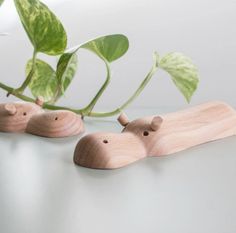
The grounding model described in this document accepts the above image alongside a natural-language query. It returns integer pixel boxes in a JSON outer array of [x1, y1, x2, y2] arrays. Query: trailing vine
[[0, 0, 199, 118]]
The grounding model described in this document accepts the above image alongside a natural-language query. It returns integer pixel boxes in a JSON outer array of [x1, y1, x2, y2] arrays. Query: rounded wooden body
[[26, 110, 85, 138], [74, 101, 236, 169], [0, 102, 44, 133]]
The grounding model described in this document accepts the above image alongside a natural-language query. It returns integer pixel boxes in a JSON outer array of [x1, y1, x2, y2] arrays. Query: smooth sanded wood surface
[[74, 101, 236, 169], [0, 107, 236, 233], [0, 102, 44, 133], [26, 110, 85, 138], [0, 98, 85, 138]]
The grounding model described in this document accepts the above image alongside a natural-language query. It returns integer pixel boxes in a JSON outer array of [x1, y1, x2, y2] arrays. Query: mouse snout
[[73, 132, 146, 169], [26, 110, 84, 137]]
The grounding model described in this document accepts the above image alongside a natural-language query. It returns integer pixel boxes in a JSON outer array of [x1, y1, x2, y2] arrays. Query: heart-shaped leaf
[[14, 0, 67, 55], [62, 34, 129, 112], [80, 34, 129, 62], [159, 52, 199, 102], [56, 53, 78, 94], [26, 59, 57, 102]]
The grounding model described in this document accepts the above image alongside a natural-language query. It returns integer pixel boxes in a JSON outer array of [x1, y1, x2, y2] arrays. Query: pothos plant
[[0, 0, 199, 118]]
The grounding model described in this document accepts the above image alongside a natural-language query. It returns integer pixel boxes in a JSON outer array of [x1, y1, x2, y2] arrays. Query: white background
[[0, 0, 236, 111], [0, 1, 236, 233]]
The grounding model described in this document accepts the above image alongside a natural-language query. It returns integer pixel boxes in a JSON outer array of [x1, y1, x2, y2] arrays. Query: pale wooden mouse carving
[[74, 101, 236, 169], [0, 101, 44, 133], [26, 110, 85, 138]]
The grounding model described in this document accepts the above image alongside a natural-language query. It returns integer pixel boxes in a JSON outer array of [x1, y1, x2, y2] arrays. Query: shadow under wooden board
[[74, 101, 236, 169]]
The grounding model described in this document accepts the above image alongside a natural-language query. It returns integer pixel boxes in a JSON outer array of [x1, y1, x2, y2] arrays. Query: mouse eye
[[103, 139, 108, 144], [23, 112, 27, 116], [143, 131, 149, 136]]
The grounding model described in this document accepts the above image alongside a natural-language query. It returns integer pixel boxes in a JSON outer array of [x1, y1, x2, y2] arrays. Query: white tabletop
[[0, 108, 236, 233]]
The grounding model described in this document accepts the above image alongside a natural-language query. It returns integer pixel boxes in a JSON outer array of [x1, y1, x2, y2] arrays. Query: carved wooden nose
[[74, 132, 147, 169], [26, 110, 85, 138]]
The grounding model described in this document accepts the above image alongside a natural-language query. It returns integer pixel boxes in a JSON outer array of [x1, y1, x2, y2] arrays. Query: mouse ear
[[150, 116, 163, 131], [35, 96, 44, 107], [4, 103, 17, 115], [117, 112, 129, 127]]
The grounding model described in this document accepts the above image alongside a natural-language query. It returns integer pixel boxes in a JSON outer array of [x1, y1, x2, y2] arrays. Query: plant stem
[[47, 86, 61, 104], [13, 49, 37, 94], [44, 103, 82, 113], [81, 59, 111, 114], [0, 81, 81, 114], [0, 52, 159, 118], [87, 52, 159, 117], [0, 82, 35, 102]]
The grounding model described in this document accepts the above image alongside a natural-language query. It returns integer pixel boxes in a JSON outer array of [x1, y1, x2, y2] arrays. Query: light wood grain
[[74, 101, 236, 169], [26, 110, 85, 138], [35, 96, 44, 107], [0, 102, 44, 133], [117, 113, 129, 126]]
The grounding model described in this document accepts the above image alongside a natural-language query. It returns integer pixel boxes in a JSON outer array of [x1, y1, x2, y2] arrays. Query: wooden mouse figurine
[[26, 110, 85, 138], [0, 97, 44, 133], [74, 101, 236, 169]]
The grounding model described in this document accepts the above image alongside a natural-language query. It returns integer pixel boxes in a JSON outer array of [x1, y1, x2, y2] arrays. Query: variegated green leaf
[[14, 0, 67, 55], [56, 52, 78, 94], [0, 0, 4, 6], [159, 52, 199, 102], [80, 34, 129, 62], [26, 59, 57, 102]]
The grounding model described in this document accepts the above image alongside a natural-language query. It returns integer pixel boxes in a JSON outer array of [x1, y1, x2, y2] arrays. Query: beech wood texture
[[26, 110, 85, 138], [74, 101, 236, 169], [0, 102, 44, 133]]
